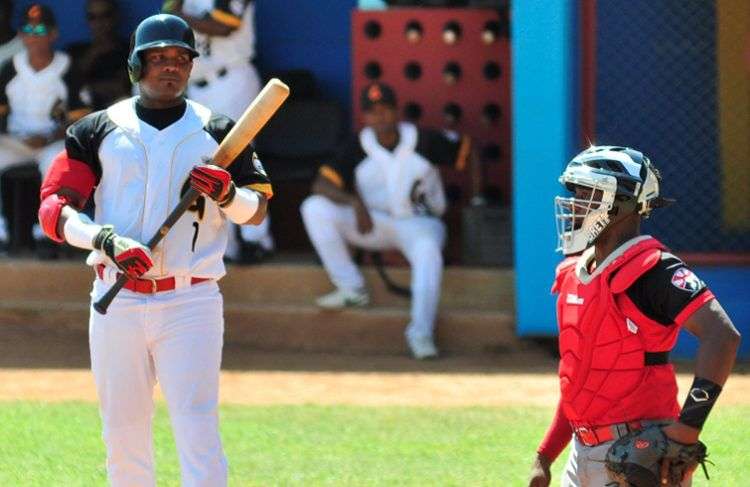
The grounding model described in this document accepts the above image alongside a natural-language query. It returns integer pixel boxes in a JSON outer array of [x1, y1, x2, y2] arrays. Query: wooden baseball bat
[[94, 78, 290, 314]]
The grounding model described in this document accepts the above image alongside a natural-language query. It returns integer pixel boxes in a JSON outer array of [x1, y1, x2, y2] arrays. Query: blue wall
[[595, 1, 749, 253], [255, 0, 356, 118], [14, 0, 356, 118], [512, 1, 576, 335]]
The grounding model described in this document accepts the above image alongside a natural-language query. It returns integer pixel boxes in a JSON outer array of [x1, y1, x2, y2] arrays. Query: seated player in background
[[528, 146, 741, 487], [301, 82, 470, 360], [0, 4, 89, 249]]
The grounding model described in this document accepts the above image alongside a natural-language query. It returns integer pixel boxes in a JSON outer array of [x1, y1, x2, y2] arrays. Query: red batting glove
[[93, 226, 154, 279], [189, 164, 234, 204]]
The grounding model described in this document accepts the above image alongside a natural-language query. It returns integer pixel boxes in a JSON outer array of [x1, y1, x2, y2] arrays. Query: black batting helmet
[[128, 14, 199, 83]]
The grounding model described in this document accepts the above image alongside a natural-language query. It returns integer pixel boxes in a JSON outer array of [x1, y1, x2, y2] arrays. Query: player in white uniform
[[37, 14, 272, 486], [301, 83, 469, 359], [164, 0, 272, 261], [0, 4, 89, 246]]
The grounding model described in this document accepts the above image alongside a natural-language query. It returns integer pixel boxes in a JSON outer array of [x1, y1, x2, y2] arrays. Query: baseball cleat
[[406, 334, 439, 360], [315, 288, 370, 310]]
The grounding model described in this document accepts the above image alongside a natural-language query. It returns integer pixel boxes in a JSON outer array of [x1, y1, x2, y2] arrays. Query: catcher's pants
[[561, 436, 692, 487], [301, 195, 445, 339], [89, 278, 227, 487]]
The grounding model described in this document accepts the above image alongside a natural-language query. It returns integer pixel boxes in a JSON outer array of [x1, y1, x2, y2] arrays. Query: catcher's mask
[[127, 14, 199, 83], [554, 145, 673, 255]]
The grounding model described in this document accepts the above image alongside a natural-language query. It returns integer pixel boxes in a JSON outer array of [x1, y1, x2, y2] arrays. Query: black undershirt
[[135, 98, 187, 130], [625, 253, 709, 326]]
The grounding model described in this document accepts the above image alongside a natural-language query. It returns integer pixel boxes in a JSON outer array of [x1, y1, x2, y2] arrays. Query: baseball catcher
[[526, 146, 741, 487]]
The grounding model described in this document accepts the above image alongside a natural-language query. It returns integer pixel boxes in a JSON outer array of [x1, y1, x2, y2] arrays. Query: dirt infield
[[1, 326, 748, 407]]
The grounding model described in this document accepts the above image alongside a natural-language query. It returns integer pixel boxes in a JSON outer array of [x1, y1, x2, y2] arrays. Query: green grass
[[0, 402, 747, 486]]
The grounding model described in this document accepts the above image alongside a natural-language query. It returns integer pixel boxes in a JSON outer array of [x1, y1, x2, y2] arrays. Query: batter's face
[[139, 46, 193, 104], [363, 103, 399, 136]]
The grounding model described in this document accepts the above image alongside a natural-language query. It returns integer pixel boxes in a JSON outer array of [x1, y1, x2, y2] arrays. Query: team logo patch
[[670, 267, 702, 292], [635, 439, 650, 449]]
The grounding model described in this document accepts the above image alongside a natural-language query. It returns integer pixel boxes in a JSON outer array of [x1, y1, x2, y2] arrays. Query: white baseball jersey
[[64, 96, 272, 279], [320, 122, 466, 218], [0, 51, 87, 137], [183, 0, 255, 80]]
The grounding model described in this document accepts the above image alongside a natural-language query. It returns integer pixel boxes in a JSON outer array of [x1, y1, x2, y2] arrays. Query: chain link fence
[[594, 0, 750, 255]]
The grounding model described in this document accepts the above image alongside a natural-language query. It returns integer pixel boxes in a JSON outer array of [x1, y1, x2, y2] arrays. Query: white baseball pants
[[89, 278, 227, 487], [301, 195, 445, 339]]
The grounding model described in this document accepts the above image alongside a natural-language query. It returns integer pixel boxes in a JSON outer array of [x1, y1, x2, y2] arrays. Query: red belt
[[96, 264, 210, 294], [572, 421, 643, 447]]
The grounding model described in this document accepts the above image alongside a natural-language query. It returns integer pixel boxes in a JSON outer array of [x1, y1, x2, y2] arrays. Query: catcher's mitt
[[604, 424, 708, 487]]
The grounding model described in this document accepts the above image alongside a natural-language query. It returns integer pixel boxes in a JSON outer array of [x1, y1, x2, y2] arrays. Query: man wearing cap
[[0, 3, 89, 249], [37, 13, 271, 486], [301, 82, 470, 359]]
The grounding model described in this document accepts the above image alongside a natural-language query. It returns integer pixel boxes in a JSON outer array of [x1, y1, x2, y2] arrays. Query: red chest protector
[[551, 237, 681, 427]]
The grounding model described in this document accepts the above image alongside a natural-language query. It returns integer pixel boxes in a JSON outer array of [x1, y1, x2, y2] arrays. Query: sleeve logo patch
[[670, 267, 702, 292]]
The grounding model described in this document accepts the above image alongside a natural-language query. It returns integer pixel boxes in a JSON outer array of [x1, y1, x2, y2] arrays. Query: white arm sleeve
[[63, 211, 103, 250], [220, 187, 260, 224]]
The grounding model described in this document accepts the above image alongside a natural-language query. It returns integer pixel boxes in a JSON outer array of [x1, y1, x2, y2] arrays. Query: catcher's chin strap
[[371, 252, 412, 298]]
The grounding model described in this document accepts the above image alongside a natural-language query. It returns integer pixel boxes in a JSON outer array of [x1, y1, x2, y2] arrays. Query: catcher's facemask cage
[[128, 14, 199, 83], [554, 145, 673, 255]]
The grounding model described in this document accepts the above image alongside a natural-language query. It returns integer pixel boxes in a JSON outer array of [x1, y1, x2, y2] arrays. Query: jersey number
[[191, 222, 199, 252]]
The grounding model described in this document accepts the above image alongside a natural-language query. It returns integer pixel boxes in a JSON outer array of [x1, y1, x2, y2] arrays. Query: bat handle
[[93, 273, 129, 314], [93, 188, 202, 314]]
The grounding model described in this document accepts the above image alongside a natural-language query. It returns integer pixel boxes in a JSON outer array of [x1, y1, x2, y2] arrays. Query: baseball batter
[[37, 14, 271, 486], [301, 82, 469, 360], [527, 146, 740, 487], [164, 0, 272, 261]]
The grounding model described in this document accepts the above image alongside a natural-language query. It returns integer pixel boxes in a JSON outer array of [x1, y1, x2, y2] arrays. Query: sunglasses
[[21, 23, 49, 36]]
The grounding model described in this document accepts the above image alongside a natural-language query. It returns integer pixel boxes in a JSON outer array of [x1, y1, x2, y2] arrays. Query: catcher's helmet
[[554, 145, 673, 255], [128, 14, 199, 83]]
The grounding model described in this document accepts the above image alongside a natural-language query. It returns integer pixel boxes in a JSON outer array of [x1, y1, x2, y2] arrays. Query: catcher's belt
[[573, 421, 643, 447], [572, 418, 674, 447]]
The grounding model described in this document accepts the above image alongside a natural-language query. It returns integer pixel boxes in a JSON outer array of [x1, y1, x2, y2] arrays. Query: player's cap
[[21, 4, 56, 33], [361, 82, 397, 111]]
